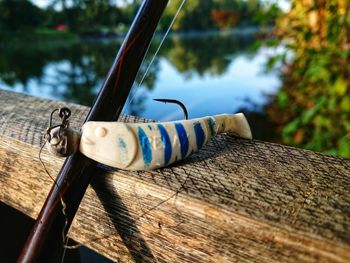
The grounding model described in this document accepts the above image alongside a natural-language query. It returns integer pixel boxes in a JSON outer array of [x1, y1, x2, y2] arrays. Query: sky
[[276, 0, 290, 12], [31, 0, 127, 8]]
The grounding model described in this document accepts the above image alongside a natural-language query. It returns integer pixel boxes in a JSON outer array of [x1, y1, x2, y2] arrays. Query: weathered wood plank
[[0, 90, 350, 262]]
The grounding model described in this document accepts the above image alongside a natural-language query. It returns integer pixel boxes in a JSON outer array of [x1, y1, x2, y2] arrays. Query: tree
[[267, 0, 350, 157], [47, 0, 123, 32], [0, 0, 45, 31]]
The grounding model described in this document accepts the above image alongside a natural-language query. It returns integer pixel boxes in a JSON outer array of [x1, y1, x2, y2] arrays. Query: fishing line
[[134, 171, 190, 224], [122, 0, 186, 115], [62, 172, 190, 251], [37, 1, 188, 254], [138, 0, 186, 87], [38, 136, 70, 263]]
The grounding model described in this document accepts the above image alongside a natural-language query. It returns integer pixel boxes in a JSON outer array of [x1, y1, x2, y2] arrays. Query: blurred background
[[0, 0, 349, 262]]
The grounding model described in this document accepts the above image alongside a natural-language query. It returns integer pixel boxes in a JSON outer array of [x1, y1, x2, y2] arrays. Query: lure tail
[[214, 113, 252, 139], [79, 113, 252, 171]]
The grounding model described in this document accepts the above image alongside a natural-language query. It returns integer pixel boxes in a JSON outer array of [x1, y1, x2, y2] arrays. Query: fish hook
[[46, 108, 72, 144], [45, 107, 80, 157], [154, 99, 188, 120]]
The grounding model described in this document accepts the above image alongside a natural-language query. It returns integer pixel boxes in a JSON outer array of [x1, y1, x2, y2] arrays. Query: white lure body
[[79, 113, 252, 171]]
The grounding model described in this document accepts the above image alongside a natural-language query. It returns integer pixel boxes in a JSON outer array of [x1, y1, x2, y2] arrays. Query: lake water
[[0, 30, 281, 262], [0, 31, 281, 141]]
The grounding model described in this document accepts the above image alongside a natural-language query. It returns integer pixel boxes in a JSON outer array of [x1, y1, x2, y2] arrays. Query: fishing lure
[[45, 101, 252, 171]]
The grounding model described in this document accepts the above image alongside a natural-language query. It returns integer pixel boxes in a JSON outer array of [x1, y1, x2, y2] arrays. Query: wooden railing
[[0, 90, 349, 262]]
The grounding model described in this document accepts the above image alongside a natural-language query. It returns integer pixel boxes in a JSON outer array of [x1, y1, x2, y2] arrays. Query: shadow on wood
[[91, 169, 156, 262]]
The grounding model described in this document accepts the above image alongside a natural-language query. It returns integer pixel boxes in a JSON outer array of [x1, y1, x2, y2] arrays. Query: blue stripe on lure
[[79, 113, 253, 171], [194, 122, 205, 150], [138, 127, 152, 167], [175, 123, 189, 159], [157, 124, 172, 165], [119, 138, 127, 149], [208, 117, 217, 136]]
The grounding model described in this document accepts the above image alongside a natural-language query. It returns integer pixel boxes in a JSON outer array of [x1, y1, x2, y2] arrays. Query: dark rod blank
[[18, 1, 169, 262]]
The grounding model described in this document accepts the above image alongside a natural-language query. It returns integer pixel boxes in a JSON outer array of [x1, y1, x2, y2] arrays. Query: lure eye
[[95, 127, 107, 138]]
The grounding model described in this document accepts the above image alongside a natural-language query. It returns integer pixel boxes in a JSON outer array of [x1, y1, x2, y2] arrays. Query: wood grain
[[0, 90, 350, 262]]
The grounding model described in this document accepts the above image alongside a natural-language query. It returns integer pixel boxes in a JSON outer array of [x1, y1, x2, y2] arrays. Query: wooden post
[[17, 1, 168, 262], [1, 90, 350, 262]]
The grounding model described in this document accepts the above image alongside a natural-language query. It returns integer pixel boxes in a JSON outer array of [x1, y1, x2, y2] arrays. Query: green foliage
[[0, 0, 45, 30], [162, 0, 280, 31], [163, 0, 214, 31], [0, 0, 281, 36], [268, 0, 350, 158]]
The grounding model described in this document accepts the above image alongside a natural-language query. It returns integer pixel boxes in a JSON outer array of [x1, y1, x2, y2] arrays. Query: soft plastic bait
[[45, 104, 252, 171]]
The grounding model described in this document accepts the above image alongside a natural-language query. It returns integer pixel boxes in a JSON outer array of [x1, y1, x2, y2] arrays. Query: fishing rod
[[18, 1, 169, 262]]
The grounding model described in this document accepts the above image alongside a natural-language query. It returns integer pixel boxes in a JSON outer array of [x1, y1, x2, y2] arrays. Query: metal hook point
[[153, 99, 188, 120]]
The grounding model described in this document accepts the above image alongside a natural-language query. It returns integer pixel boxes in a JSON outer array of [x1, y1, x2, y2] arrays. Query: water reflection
[[0, 41, 120, 105], [0, 32, 280, 141], [163, 33, 256, 77]]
